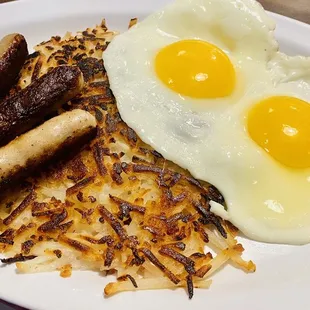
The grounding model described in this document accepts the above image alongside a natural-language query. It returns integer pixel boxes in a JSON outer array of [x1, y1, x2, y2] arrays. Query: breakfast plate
[[0, 0, 310, 310]]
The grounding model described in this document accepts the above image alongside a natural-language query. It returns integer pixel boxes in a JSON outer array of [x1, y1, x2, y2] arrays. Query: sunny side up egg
[[104, 0, 310, 245]]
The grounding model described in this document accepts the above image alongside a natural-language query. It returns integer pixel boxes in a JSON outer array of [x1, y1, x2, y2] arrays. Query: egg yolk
[[248, 96, 310, 168], [155, 40, 235, 99]]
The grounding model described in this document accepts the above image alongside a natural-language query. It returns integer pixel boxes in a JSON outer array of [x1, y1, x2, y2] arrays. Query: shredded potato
[[0, 19, 255, 299]]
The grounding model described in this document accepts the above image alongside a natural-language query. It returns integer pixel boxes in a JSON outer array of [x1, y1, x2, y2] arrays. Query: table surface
[[0, 0, 309, 309]]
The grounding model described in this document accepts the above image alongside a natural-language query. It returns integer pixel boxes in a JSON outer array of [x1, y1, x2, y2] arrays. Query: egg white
[[104, 0, 310, 244]]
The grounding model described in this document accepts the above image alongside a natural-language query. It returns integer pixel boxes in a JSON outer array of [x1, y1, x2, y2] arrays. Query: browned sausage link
[[0, 65, 84, 146], [0, 109, 96, 189], [0, 33, 28, 97]]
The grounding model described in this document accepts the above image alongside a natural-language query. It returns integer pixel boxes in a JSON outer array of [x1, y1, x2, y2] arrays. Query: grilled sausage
[[0, 33, 28, 97], [0, 65, 84, 147], [0, 109, 96, 188]]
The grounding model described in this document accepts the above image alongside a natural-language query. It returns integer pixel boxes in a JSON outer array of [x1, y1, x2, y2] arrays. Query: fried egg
[[104, 0, 310, 245]]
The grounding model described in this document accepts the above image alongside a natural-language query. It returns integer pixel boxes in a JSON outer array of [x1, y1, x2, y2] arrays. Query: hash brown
[[0, 20, 255, 298]]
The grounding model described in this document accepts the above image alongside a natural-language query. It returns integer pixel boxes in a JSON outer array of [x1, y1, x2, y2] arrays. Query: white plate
[[1, 1, 310, 309]]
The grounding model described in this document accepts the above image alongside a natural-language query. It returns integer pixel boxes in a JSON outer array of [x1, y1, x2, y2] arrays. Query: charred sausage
[[0, 33, 28, 97], [0, 65, 84, 146]]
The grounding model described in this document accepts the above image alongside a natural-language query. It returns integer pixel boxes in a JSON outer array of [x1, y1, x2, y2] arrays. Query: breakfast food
[[0, 21, 254, 298], [104, 0, 310, 244], [0, 66, 84, 146], [0, 33, 28, 97], [0, 109, 96, 189]]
